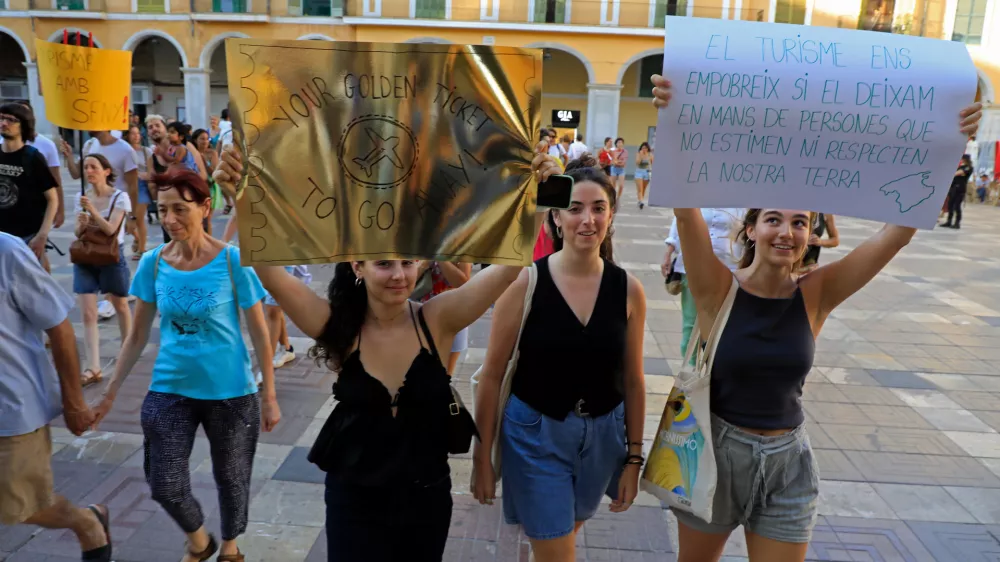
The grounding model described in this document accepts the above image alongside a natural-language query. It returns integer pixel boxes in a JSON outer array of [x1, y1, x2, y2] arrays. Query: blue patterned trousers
[[141, 391, 260, 541]]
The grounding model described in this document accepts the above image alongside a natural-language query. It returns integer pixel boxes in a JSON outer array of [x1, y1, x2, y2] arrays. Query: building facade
[[1, 0, 998, 163]]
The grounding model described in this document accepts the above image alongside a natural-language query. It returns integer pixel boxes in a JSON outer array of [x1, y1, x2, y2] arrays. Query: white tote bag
[[640, 277, 738, 522], [470, 264, 537, 481]]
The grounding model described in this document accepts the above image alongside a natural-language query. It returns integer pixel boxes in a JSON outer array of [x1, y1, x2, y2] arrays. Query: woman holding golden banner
[[214, 144, 560, 562], [648, 74, 982, 562]]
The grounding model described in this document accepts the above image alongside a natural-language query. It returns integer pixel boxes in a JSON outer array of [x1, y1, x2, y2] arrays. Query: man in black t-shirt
[[942, 154, 974, 229], [0, 103, 58, 267]]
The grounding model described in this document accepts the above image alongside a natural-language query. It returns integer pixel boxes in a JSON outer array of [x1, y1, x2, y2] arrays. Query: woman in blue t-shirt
[[91, 169, 280, 562]]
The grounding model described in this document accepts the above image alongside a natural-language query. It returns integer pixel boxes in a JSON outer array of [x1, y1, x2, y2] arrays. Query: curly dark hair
[[545, 157, 616, 263], [308, 262, 368, 371]]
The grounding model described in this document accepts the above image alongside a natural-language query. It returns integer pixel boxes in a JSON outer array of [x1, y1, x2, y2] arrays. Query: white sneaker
[[273, 345, 295, 369], [97, 301, 116, 319]]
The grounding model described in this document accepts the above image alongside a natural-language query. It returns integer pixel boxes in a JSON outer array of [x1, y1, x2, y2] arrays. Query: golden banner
[[225, 39, 542, 266]]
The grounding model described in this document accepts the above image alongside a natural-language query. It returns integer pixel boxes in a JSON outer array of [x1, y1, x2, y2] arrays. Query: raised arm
[[423, 153, 560, 335], [806, 224, 914, 323], [673, 209, 735, 327], [253, 265, 330, 339]]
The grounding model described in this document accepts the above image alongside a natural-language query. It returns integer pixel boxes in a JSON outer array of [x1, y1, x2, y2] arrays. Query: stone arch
[[45, 28, 103, 48], [976, 67, 995, 104], [616, 48, 662, 86], [522, 42, 595, 84], [403, 37, 452, 44], [199, 31, 250, 69], [0, 26, 30, 62], [297, 33, 336, 41], [122, 29, 189, 67]]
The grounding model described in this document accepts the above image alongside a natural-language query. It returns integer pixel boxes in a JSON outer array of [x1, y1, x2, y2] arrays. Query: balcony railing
[[192, 0, 267, 15], [287, 0, 343, 15]]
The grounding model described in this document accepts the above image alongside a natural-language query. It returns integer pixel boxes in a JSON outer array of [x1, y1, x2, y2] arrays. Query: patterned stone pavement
[[3, 175, 1000, 561]]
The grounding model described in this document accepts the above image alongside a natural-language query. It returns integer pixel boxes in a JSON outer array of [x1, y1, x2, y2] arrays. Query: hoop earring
[[355, 277, 363, 286], [556, 226, 563, 238]]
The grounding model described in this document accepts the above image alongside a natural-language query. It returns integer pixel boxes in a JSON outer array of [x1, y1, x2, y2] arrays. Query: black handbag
[[447, 385, 479, 455]]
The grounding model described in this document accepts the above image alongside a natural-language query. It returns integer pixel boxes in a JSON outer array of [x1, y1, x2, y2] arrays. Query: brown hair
[[151, 169, 211, 205], [0, 102, 36, 142], [735, 208, 813, 269], [546, 157, 616, 263], [83, 154, 117, 187]]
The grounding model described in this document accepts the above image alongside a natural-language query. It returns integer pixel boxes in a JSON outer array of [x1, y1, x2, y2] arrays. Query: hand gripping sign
[[225, 39, 542, 266]]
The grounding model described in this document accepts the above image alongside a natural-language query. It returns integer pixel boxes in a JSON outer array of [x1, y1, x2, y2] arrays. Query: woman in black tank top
[[214, 146, 560, 561], [650, 75, 984, 562], [472, 158, 648, 561]]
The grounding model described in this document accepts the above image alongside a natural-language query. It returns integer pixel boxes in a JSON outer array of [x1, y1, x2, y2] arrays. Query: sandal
[[131, 254, 142, 261], [81, 369, 102, 388], [81, 504, 112, 561], [185, 534, 219, 562], [223, 204, 233, 215], [218, 551, 245, 562]]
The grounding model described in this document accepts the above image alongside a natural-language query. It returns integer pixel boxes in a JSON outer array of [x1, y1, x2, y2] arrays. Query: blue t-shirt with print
[[131, 244, 265, 400]]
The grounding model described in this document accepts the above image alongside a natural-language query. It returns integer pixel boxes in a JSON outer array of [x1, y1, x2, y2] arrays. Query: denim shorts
[[634, 169, 650, 181], [672, 414, 819, 544], [500, 394, 627, 540], [72, 248, 131, 297], [610, 166, 626, 177], [138, 179, 153, 205]]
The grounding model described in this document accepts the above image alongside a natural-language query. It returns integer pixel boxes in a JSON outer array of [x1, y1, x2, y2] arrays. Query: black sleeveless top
[[510, 256, 628, 420], [711, 285, 815, 429], [322, 304, 452, 487]]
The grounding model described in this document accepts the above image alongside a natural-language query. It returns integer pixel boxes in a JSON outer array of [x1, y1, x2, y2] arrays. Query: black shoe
[[940, 222, 953, 228], [953, 224, 961, 229]]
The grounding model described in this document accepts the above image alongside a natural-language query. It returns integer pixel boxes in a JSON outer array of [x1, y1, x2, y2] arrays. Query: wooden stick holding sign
[[648, 17, 978, 229]]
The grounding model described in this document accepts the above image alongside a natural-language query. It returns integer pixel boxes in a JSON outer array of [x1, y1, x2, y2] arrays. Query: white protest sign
[[648, 17, 978, 229]]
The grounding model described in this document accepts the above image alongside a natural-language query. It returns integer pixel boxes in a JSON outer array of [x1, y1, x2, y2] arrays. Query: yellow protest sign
[[34, 38, 133, 131]]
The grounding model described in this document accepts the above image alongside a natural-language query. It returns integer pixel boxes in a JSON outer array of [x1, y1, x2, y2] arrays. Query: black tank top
[[511, 256, 628, 420], [322, 303, 452, 487], [710, 285, 815, 429]]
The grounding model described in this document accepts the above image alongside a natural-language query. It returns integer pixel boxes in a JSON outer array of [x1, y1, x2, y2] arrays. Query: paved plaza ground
[[2, 176, 1000, 561]]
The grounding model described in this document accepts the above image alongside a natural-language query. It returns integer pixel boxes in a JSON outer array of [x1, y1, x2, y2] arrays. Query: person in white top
[[662, 208, 744, 359], [61, 131, 140, 320], [0, 103, 64, 230], [72, 153, 133, 387], [567, 134, 588, 161]]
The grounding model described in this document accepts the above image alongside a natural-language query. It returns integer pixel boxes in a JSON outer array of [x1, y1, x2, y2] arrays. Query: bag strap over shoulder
[[512, 264, 537, 353], [682, 275, 739, 372]]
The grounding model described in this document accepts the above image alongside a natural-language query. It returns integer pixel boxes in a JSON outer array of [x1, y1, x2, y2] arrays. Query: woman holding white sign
[[214, 144, 560, 562], [649, 74, 981, 562]]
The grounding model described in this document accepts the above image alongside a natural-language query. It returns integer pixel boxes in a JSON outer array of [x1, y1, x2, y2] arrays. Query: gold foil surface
[[225, 39, 542, 266]]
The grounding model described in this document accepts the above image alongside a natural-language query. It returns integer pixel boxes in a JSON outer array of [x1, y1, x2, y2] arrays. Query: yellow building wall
[[619, 0, 652, 28], [543, 50, 589, 94], [618, 99, 657, 144]]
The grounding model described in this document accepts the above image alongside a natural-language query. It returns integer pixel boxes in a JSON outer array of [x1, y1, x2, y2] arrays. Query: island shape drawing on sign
[[878, 171, 935, 213]]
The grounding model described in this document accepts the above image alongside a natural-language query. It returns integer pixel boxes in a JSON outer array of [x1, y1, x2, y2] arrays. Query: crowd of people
[[0, 67, 988, 562]]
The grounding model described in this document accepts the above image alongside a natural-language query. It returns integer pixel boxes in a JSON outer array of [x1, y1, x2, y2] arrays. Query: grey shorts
[[672, 414, 819, 544]]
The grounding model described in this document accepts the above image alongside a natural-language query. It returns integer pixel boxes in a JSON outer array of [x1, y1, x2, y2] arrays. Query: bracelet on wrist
[[624, 454, 645, 467]]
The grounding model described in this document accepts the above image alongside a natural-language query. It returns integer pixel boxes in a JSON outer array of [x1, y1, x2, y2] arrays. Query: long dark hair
[[546, 155, 616, 263], [309, 262, 368, 371]]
